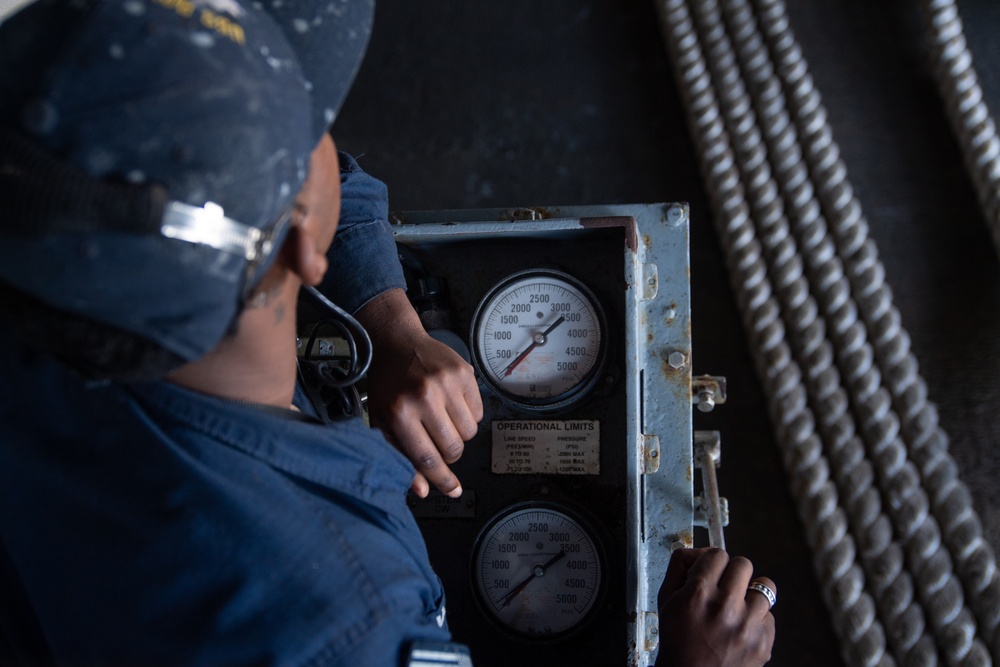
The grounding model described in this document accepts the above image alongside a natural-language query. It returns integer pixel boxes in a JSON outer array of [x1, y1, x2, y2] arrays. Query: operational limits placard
[[491, 420, 600, 475]]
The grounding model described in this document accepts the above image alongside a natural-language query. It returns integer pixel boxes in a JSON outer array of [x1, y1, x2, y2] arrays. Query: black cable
[[300, 286, 372, 388]]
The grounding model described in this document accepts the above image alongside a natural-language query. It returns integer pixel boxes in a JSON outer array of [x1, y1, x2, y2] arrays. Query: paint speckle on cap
[[324, 108, 335, 124], [126, 170, 147, 184], [123, 1, 145, 16], [261, 149, 290, 171], [279, 182, 291, 197], [292, 18, 309, 33], [204, 0, 245, 18], [190, 32, 216, 48], [109, 43, 124, 59]]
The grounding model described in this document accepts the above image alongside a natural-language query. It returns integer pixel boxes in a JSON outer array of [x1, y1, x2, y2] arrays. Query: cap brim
[[260, 0, 375, 139]]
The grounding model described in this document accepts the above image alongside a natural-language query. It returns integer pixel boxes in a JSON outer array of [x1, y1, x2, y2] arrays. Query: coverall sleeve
[[317, 151, 407, 314]]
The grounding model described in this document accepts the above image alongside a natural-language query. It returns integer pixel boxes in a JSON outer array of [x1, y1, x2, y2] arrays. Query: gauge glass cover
[[472, 504, 603, 640], [472, 270, 606, 409]]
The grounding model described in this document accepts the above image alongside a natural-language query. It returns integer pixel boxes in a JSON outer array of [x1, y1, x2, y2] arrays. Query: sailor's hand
[[656, 547, 776, 667], [357, 289, 483, 497]]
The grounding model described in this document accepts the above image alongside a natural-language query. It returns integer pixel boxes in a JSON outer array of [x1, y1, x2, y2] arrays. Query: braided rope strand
[[752, 0, 1000, 660], [657, 2, 894, 664], [921, 0, 1000, 257], [688, 1, 940, 662]]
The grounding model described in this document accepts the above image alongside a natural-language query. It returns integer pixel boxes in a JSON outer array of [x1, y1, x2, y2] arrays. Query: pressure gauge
[[470, 269, 607, 411], [472, 503, 604, 641]]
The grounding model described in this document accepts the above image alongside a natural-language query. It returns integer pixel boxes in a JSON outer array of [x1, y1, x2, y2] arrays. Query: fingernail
[[447, 485, 463, 498]]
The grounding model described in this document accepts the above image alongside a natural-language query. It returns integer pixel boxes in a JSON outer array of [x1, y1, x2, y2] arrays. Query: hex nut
[[667, 351, 686, 369]]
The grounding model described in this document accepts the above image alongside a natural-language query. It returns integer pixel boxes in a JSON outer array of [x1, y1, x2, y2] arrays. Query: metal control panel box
[[390, 204, 694, 667]]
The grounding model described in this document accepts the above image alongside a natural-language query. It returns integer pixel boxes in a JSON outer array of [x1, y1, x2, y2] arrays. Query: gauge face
[[471, 270, 607, 411], [472, 504, 603, 641]]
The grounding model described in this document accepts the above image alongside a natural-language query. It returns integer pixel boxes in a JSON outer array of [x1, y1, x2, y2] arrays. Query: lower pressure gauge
[[470, 269, 607, 412], [472, 503, 604, 641]]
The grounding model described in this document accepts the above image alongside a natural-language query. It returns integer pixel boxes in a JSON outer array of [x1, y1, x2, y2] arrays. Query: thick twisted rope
[[655, 0, 1000, 663], [752, 0, 1000, 660], [656, 2, 893, 664], [686, 1, 940, 663], [920, 0, 1000, 258]]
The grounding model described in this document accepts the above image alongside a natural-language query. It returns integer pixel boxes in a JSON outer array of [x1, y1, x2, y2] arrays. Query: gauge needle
[[502, 316, 566, 377], [499, 550, 567, 608]]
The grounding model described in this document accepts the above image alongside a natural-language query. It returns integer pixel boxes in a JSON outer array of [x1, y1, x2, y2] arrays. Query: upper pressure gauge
[[470, 269, 608, 412]]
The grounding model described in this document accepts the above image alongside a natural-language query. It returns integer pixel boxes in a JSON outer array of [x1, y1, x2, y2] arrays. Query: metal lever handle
[[693, 431, 728, 549]]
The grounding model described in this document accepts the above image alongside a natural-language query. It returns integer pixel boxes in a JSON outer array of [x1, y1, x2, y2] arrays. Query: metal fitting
[[667, 205, 687, 226], [696, 388, 716, 412]]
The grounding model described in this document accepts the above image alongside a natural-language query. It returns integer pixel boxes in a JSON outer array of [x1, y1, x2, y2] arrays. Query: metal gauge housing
[[470, 269, 608, 412], [471, 503, 605, 642]]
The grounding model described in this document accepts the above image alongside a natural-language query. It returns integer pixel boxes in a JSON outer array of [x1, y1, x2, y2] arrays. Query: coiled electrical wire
[[655, 2, 894, 664], [921, 0, 1000, 258]]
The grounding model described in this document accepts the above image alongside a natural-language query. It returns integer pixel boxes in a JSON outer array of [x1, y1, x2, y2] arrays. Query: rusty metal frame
[[390, 203, 693, 667]]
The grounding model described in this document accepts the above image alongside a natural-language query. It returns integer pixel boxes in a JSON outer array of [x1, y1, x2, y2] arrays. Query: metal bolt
[[667, 205, 686, 226], [667, 351, 687, 369], [697, 388, 716, 412]]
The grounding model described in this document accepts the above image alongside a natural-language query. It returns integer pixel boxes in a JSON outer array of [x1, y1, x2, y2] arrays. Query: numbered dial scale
[[470, 270, 608, 411], [472, 503, 604, 641]]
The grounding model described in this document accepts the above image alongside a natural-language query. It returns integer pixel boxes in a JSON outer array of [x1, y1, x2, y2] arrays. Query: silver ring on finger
[[747, 581, 776, 609]]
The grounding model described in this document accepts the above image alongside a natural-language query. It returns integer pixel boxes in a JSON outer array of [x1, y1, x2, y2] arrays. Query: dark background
[[333, 1, 1000, 664]]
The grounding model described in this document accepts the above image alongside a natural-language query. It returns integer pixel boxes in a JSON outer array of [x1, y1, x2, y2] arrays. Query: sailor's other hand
[[656, 547, 775, 667], [357, 289, 483, 498]]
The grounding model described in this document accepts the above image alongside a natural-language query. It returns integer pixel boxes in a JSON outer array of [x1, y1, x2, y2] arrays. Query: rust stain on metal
[[580, 216, 638, 254], [499, 206, 555, 221], [686, 464, 693, 481], [661, 352, 694, 403], [665, 301, 677, 326]]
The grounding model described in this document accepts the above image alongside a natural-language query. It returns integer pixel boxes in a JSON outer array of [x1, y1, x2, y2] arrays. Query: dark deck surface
[[333, 2, 1000, 664]]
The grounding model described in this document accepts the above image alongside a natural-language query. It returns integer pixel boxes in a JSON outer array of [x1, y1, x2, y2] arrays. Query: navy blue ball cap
[[0, 0, 373, 371]]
